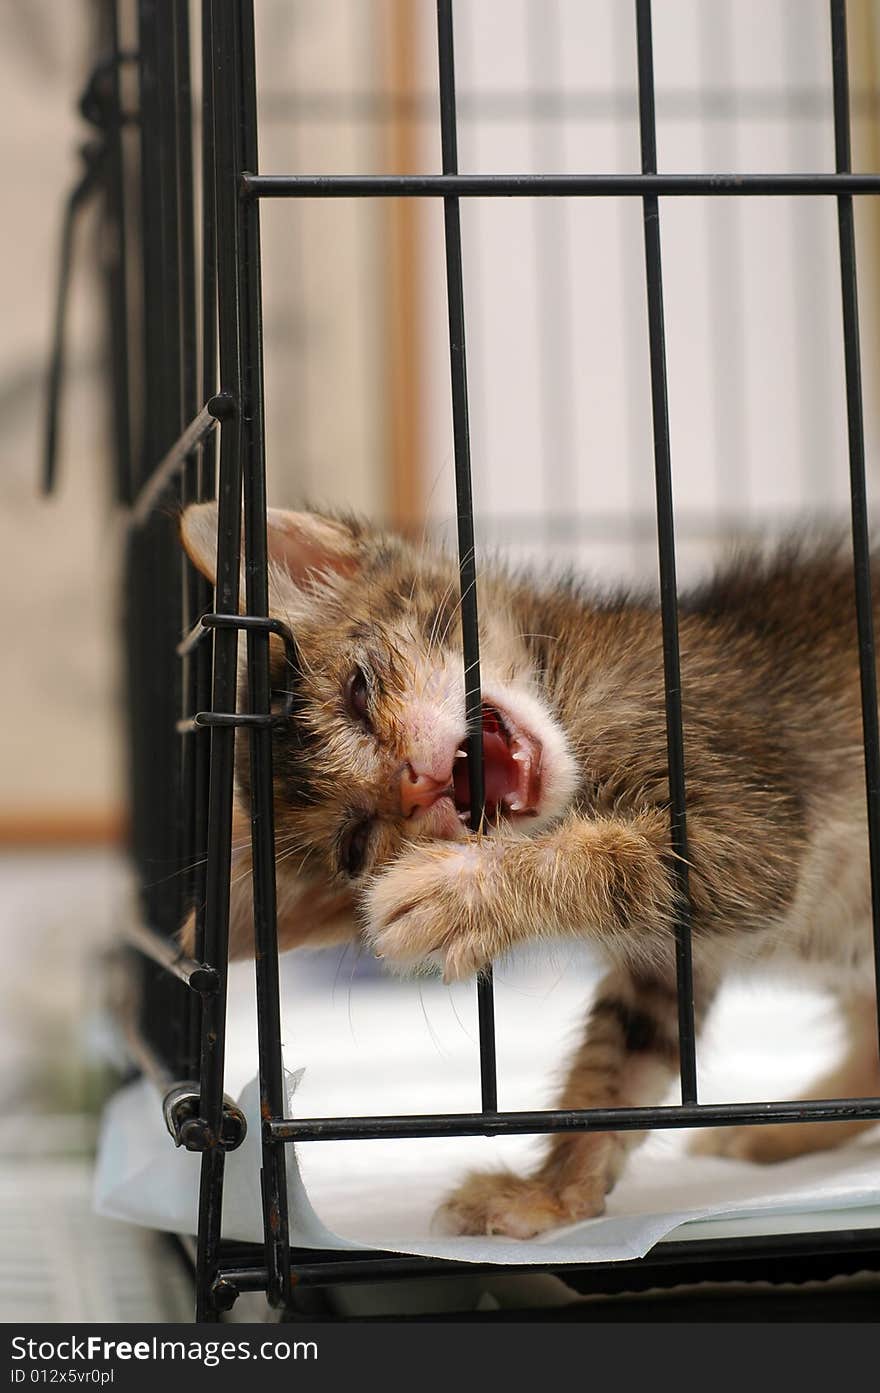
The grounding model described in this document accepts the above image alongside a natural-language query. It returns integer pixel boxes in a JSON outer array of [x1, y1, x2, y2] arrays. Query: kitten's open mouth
[[451, 702, 543, 825]]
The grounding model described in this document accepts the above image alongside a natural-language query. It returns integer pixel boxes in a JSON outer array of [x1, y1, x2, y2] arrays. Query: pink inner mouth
[[452, 703, 542, 824]]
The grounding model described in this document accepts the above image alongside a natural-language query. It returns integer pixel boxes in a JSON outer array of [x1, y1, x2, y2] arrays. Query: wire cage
[[49, 0, 880, 1321]]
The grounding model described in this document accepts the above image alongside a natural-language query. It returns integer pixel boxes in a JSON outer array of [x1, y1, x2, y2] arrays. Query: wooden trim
[[383, 0, 423, 535], [0, 809, 128, 847]]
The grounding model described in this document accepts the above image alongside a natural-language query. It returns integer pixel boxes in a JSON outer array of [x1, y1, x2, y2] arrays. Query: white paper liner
[[95, 946, 880, 1264]]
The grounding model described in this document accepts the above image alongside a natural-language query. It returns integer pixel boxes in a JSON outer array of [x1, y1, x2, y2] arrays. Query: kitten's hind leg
[[436, 969, 694, 1238], [692, 991, 880, 1164]]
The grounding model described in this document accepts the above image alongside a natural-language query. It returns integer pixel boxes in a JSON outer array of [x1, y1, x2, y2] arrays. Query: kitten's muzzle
[[400, 765, 452, 819]]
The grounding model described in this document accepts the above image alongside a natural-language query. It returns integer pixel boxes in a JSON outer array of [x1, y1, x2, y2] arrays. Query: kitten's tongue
[[452, 719, 515, 819]]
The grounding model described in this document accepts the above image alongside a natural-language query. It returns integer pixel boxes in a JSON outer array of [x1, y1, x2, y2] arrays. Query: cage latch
[[162, 1082, 248, 1152]]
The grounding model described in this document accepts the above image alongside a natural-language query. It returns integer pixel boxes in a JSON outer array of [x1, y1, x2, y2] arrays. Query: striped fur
[[180, 507, 880, 1237]]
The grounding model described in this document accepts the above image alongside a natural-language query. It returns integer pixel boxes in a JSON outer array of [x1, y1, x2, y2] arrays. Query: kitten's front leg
[[364, 811, 688, 1238], [363, 808, 678, 980]]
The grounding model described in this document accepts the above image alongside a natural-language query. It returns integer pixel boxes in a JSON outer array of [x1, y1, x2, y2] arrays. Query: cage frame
[[55, 0, 880, 1321]]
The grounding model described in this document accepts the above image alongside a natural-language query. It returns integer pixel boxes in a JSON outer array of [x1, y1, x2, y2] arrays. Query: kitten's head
[[181, 504, 577, 887]]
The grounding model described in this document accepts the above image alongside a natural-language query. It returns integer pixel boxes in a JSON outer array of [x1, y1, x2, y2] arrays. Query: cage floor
[[97, 943, 880, 1265]]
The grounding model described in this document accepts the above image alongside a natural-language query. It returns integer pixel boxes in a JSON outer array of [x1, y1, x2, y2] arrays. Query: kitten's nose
[[400, 764, 451, 818]]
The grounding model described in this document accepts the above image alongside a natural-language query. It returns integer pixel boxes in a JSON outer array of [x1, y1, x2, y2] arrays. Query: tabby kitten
[[180, 502, 880, 1239]]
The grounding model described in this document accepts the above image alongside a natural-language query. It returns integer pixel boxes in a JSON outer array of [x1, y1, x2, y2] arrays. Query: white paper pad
[[95, 945, 880, 1264]]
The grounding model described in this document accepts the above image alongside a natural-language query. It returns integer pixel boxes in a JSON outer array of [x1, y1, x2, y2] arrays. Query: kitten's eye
[[345, 666, 371, 729], [340, 819, 373, 878]]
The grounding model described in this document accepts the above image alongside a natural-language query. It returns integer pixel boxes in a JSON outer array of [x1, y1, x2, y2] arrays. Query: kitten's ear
[[180, 502, 361, 590], [179, 501, 223, 584], [263, 506, 361, 585]]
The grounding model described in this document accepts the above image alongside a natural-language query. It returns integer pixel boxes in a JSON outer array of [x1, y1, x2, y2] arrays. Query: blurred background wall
[[423, 0, 880, 579], [0, 2, 121, 834]]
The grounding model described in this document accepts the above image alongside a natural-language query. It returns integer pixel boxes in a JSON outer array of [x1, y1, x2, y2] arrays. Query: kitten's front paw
[[363, 841, 502, 981]]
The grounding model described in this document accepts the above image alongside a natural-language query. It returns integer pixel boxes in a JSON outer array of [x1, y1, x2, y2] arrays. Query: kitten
[[179, 502, 880, 1238]]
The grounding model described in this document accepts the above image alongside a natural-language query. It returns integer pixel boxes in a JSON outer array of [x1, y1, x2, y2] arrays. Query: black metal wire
[[270, 1094, 880, 1144], [130, 393, 231, 525], [103, 3, 134, 506], [124, 920, 219, 995], [242, 172, 880, 199], [527, 1, 576, 547], [128, 0, 190, 1082], [698, 3, 746, 527], [193, 0, 245, 1322], [174, 2, 197, 448], [635, 0, 698, 1102], [268, 849, 880, 1147], [236, 0, 292, 1313], [436, 0, 497, 1115], [830, 0, 880, 1051], [189, 0, 221, 990], [43, 145, 105, 495], [215, 1225, 880, 1295], [173, 0, 203, 1095], [152, 2, 183, 450], [44, 28, 137, 498]]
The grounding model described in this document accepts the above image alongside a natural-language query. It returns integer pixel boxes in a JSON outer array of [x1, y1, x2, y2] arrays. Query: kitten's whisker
[[446, 984, 477, 1047], [331, 940, 351, 1008], [427, 554, 481, 664], [346, 942, 364, 1046], [139, 838, 260, 890], [230, 864, 255, 888], [424, 572, 461, 665], [435, 564, 484, 655], [417, 983, 449, 1061]]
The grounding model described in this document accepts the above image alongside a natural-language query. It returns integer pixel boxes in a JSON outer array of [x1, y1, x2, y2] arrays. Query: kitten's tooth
[[455, 750, 467, 759], [508, 799, 523, 812]]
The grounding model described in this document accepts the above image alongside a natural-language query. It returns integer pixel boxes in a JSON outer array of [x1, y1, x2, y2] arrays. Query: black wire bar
[[242, 172, 880, 199], [43, 28, 138, 499], [212, 1225, 880, 1305], [191, 0, 244, 1322], [128, 0, 192, 1085], [181, 0, 291, 1320], [436, 0, 497, 1115], [271, 1095, 880, 1145], [186, 0, 221, 1000], [100, 15, 135, 506], [235, 0, 292, 1312], [124, 920, 219, 996], [43, 151, 106, 497], [830, 0, 880, 1050], [635, 0, 697, 1100], [130, 392, 232, 525]]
